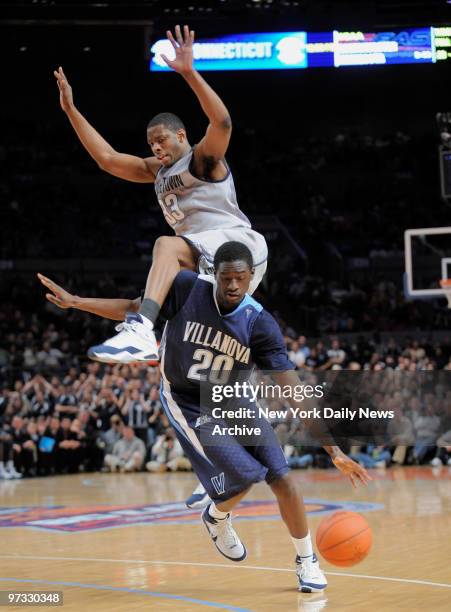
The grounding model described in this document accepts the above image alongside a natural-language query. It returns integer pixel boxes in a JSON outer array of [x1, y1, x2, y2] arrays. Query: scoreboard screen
[[150, 26, 451, 72]]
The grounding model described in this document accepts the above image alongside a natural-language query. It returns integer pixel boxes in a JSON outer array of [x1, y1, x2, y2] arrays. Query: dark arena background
[[1, 1, 451, 611]]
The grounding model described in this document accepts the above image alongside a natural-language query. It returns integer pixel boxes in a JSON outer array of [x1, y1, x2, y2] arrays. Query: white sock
[[0, 461, 4, 469], [208, 502, 229, 520], [292, 531, 313, 559], [6, 460, 14, 469]]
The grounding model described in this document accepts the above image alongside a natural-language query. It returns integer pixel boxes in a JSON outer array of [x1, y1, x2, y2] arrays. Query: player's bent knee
[[152, 235, 175, 257], [152, 236, 196, 268]]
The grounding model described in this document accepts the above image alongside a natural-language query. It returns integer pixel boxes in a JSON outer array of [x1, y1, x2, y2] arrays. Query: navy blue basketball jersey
[[159, 271, 293, 402]]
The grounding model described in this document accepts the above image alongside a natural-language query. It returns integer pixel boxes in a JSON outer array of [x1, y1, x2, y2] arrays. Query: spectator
[[146, 428, 190, 473], [104, 426, 146, 473], [101, 414, 123, 454], [412, 405, 441, 464], [120, 388, 150, 444]]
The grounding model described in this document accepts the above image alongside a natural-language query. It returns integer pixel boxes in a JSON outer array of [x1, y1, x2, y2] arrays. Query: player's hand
[[37, 273, 76, 309], [332, 451, 372, 488], [162, 25, 195, 75], [53, 66, 74, 113]]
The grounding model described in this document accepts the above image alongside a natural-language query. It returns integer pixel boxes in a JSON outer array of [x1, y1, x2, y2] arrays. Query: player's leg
[[88, 237, 198, 364], [269, 473, 327, 593]]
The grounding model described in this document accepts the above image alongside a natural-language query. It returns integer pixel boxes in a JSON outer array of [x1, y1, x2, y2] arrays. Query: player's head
[[147, 112, 189, 166], [214, 241, 255, 310]]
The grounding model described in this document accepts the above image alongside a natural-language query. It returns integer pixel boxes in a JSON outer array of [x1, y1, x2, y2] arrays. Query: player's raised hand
[[53, 66, 74, 113], [161, 25, 195, 75], [332, 451, 372, 489], [37, 273, 76, 309]]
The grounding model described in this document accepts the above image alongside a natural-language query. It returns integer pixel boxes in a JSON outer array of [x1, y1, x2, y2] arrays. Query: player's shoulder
[[252, 306, 283, 336]]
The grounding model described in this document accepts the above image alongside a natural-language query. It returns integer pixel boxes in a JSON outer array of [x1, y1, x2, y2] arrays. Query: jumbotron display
[[150, 26, 451, 71]]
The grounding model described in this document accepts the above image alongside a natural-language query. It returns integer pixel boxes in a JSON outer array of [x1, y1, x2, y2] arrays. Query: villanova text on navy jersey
[[157, 270, 292, 501], [159, 271, 293, 403]]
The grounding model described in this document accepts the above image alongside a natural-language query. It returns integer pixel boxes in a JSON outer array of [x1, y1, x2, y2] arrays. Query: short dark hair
[[214, 241, 254, 270], [147, 112, 185, 133]]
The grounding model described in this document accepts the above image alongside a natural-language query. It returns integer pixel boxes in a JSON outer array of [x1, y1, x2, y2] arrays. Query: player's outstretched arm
[[37, 273, 140, 321], [271, 370, 372, 488], [162, 25, 232, 162], [53, 67, 159, 183]]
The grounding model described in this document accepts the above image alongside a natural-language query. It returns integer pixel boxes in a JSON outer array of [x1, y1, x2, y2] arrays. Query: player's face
[[147, 124, 186, 166], [215, 260, 254, 310]]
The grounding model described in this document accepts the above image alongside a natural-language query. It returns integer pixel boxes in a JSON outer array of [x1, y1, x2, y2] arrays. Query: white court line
[[0, 555, 450, 590]]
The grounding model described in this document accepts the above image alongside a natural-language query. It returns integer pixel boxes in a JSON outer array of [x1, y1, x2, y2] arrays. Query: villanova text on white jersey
[[154, 148, 251, 236]]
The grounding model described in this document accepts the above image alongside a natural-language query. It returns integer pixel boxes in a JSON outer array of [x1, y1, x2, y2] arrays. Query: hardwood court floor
[[0, 466, 450, 611]]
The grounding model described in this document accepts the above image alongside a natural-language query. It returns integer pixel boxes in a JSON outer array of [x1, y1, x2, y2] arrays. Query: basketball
[[316, 511, 372, 567]]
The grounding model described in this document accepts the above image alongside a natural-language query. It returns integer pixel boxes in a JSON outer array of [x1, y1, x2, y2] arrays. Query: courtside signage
[[0, 500, 382, 533]]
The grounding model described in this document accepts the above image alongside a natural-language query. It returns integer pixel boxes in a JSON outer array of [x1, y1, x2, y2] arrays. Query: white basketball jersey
[[154, 148, 251, 236]]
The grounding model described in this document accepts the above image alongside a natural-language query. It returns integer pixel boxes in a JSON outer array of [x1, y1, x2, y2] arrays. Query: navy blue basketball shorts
[[160, 381, 289, 502]]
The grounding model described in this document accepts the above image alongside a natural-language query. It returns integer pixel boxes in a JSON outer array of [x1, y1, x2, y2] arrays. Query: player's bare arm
[[162, 25, 232, 179], [37, 273, 140, 321], [53, 66, 160, 183], [271, 370, 372, 488]]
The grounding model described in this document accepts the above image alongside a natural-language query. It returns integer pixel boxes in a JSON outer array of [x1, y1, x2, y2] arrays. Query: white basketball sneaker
[[296, 554, 328, 593], [186, 483, 211, 510], [6, 461, 22, 479], [201, 505, 247, 562], [88, 313, 159, 364], [0, 463, 14, 480]]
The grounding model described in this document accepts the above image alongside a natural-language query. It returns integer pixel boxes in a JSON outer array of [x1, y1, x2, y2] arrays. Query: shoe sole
[[299, 585, 327, 593], [186, 496, 211, 510], [201, 513, 247, 562], [87, 350, 159, 364]]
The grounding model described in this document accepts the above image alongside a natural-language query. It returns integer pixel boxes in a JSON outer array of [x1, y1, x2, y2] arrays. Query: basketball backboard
[[404, 226, 451, 299]]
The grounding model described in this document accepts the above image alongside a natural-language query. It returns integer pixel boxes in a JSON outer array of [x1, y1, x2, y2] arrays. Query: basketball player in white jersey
[[54, 25, 267, 366]]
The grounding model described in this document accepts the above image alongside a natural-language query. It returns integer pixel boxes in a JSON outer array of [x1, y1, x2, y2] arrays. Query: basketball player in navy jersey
[[38, 242, 369, 593], [53, 24, 267, 367]]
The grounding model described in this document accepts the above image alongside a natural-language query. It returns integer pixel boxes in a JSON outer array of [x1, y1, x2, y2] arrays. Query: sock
[[208, 502, 229, 520], [292, 531, 313, 559], [138, 298, 160, 325]]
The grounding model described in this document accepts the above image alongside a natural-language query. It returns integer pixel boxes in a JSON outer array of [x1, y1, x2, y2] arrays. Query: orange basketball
[[316, 511, 372, 567]]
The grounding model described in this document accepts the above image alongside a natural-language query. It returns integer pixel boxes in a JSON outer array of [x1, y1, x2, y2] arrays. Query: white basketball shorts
[[183, 227, 268, 295]]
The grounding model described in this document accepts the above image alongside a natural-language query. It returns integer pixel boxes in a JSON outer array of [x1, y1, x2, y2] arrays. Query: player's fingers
[[175, 24, 184, 45], [190, 29, 195, 44], [357, 471, 370, 486], [349, 472, 357, 489], [358, 466, 372, 484], [46, 293, 62, 307], [183, 24, 190, 45], [166, 30, 178, 50], [38, 275, 51, 288], [160, 54, 173, 67], [38, 275, 56, 290]]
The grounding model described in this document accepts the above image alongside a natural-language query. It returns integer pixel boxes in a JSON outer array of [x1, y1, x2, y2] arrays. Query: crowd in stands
[[1, 329, 450, 480]]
